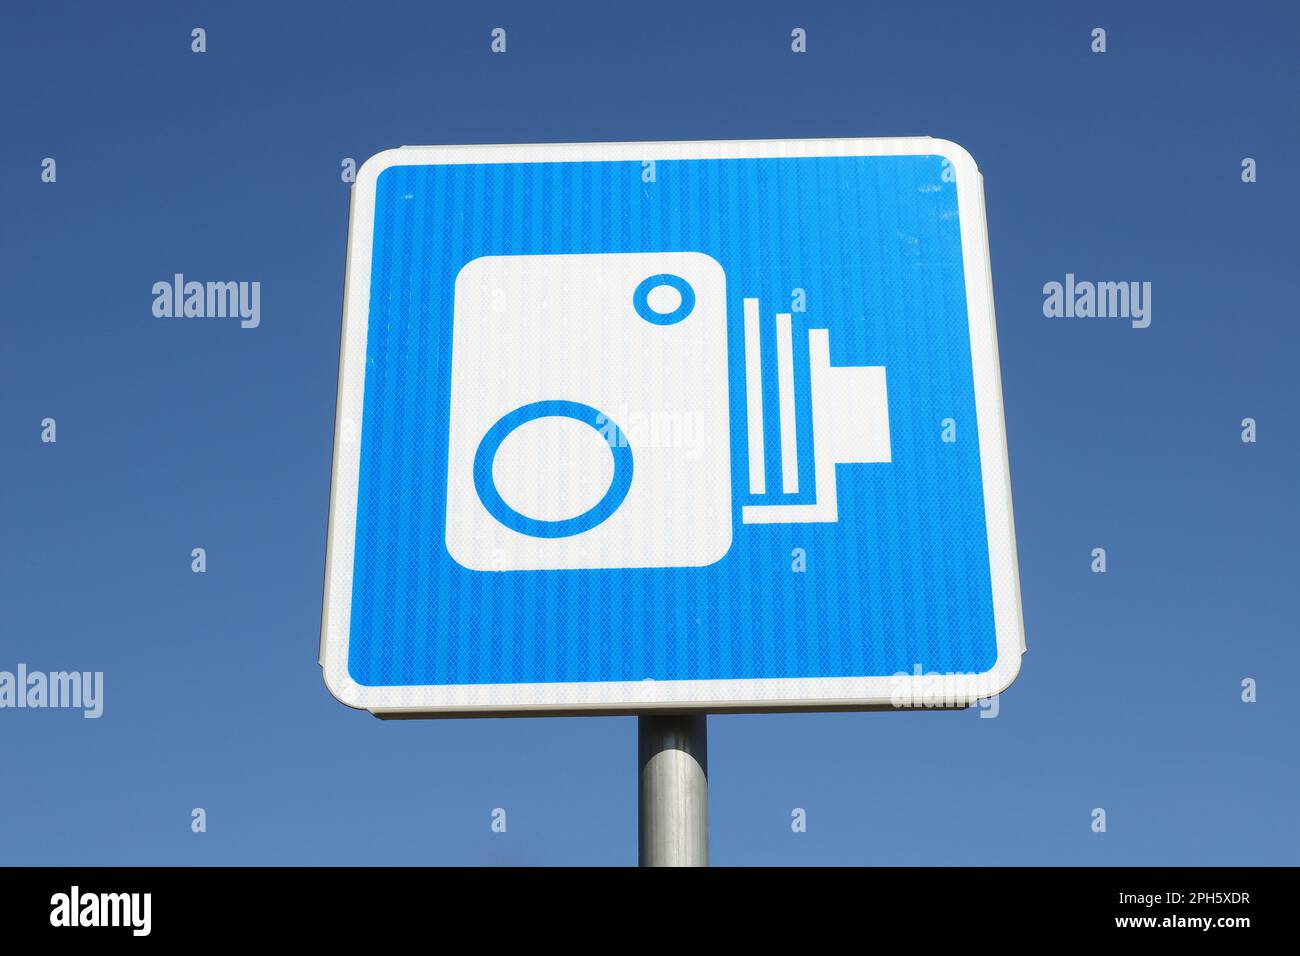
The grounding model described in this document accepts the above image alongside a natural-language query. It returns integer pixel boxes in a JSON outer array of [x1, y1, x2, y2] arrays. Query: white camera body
[[445, 252, 734, 572]]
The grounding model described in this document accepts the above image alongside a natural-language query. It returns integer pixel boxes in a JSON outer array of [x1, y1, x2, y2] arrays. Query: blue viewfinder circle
[[633, 274, 695, 325], [472, 400, 634, 539]]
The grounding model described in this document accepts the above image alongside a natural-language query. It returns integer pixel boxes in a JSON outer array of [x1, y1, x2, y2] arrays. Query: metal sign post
[[638, 714, 709, 867]]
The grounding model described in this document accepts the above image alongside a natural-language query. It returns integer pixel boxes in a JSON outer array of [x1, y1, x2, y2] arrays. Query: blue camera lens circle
[[633, 274, 695, 325], [473, 401, 634, 539]]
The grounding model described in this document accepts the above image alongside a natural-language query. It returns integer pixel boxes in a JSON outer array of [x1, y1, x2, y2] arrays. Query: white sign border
[[319, 136, 1026, 717]]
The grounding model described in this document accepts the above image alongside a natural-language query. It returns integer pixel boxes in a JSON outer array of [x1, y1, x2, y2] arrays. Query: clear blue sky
[[1, 0, 1295, 865]]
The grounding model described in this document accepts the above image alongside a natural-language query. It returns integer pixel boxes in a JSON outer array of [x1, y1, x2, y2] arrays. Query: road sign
[[320, 137, 1025, 717]]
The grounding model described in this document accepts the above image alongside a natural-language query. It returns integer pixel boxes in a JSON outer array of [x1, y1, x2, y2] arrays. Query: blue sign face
[[321, 139, 1025, 716]]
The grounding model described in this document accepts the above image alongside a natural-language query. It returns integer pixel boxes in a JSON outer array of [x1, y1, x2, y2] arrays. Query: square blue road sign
[[320, 138, 1025, 716]]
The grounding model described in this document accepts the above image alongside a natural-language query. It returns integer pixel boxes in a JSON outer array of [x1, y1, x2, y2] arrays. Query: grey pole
[[638, 714, 708, 867]]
